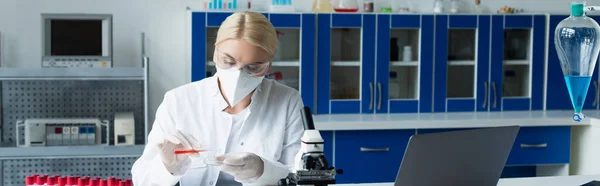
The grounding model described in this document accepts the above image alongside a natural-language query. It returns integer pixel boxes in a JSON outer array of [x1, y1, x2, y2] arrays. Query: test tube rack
[[204, 0, 238, 10], [25, 174, 132, 186], [269, 0, 295, 12]]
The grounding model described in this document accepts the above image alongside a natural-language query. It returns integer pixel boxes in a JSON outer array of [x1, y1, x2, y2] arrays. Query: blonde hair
[[215, 11, 278, 58]]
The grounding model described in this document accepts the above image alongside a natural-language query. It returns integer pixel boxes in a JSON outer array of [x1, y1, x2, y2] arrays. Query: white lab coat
[[131, 76, 304, 186]]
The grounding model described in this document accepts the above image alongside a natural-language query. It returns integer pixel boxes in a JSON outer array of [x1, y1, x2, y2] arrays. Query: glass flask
[[313, 0, 333, 12], [335, 0, 359, 12], [555, 2, 600, 122]]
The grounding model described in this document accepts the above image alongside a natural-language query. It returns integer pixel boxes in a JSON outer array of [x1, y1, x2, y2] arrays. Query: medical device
[[278, 107, 338, 186], [16, 118, 109, 147], [114, 112, 135, 146], [41, 14, 112, 68], [555, 2, 600, 122]]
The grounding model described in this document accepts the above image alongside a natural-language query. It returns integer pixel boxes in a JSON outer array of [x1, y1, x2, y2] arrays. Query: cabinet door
[[546, 15, 599, 111], [376, 14, 434, 113], [433, 15, 489, 112], [191, 12, 269, 80], [316, 14, 376, 114], [490, 15, 545, 111], [335, 130, 415, 183], [269, 13, 316, 111], [192, 12, 234, 81]]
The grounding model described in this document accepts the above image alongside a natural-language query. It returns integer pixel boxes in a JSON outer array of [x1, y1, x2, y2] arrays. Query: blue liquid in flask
[[564, 75, 592, 113]]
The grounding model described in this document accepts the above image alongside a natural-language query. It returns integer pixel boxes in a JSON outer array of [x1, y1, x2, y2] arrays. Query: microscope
[[278, 107, 338, 186]]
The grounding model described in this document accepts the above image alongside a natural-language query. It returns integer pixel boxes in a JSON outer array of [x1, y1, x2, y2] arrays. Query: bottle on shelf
[[389, 71, 401, 99], [434, 0, 444, 13], [312, 0, 333, 12], [403, 46, 413, 62], [363, 0, 374, 12], [473, 0, 482, 13], [450, 0, 459, 13]]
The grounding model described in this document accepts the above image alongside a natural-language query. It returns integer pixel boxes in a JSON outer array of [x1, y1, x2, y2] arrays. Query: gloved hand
[[158, 131, 202, 175], [217, 152, 265, 180]]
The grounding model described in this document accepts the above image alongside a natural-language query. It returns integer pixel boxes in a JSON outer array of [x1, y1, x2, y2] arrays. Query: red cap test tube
[[25, 176, 34, 186], [99, 179, 108, 186], [36, 175, 45, 185]]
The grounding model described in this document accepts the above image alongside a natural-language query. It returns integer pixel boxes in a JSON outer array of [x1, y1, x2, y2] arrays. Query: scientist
[[131, 11, 304, 186]]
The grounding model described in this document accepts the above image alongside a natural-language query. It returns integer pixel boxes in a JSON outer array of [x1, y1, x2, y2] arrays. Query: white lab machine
[[16, 118, 109, 147], [41, 14, 113, 68], [114, 112, 135, 146]]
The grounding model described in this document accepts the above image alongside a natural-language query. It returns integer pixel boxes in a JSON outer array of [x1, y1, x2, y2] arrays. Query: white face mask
[[217, 67, 264, 107]]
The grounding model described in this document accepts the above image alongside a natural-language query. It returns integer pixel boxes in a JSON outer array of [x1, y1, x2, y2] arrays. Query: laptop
[[394, 126, 520, 186]]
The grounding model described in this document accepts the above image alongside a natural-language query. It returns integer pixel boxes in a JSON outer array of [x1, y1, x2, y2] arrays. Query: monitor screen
[[50, 20, 102, 56]]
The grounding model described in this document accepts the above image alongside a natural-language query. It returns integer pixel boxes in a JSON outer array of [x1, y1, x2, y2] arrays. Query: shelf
[[391, 61, 418, 66], [207, 60, 300, 67], [331, 61, 360, 66], [312, 110, 596, 131], [0, 145, 145, 159], [504, 60, 530, 65], [448, 60, 475, 66], [0, 68, 146, 80]]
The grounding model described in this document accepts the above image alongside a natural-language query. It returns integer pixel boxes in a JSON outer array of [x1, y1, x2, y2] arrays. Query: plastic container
[[312, 0, 333, 12], [554, 2, 600, 122], [389, 72, 401, 99]]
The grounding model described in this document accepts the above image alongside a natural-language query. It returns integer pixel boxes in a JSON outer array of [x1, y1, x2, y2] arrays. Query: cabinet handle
[[594, 81, 598, 107], [378, 82, 382, 110], [483, 81, 489, 108], [360, 147, 389, 152], [492, 81, 498, 109], [369, 82, 374, 110], [520, 143, 548, 148]]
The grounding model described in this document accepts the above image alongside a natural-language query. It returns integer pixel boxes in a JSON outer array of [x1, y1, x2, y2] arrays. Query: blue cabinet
[[546, 15, 600, 111], [376, 15, 434, 113], [320, 131, 334, 168], [489, 15, 545, 111], [316, 14, 376, 114], [433, 15, 491, 112], [334, 130, 415, 183], [190, 12, 316, 110], [506, 126, 571, 165]]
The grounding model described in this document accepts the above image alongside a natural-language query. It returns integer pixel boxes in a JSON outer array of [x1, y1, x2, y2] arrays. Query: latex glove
[[217, 152, 265, 180], [158, 131, 202, 175]]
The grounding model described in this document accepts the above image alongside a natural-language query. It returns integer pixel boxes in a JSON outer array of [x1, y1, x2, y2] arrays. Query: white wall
[[0, 0, 598, 124]]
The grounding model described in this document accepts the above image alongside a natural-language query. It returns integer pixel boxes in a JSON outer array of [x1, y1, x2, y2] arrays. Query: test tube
[[233, 0, 237, 9], [89, 178, 99, 186], [107, 178, 115, 186], [66, 176, 75, 186], [48, 176, 56, 186], [57, 176, 67, 186], [124, 179, 132, 186], [26, 176, 34, 186], [218, 0, 222, 9], [36, 175, 45, 186], [99, 180, 107, 186]]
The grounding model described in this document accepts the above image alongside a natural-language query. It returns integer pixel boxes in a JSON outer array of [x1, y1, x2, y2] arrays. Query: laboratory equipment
[[206, 0, 238, 10], [173, 149, 206, 154], [270, 0, 295, 12], [554, 2, 600, 122], [312, 0, 333, 12], [114, 112, 135, 146], [334, 0, 359, 12], [26, 174, 132, 186], [450, 0, 459, 13], [389, 72, 401, 98], [473, 0, 482, 13], [278, 107, 337, 186], [41, 14, 113, 68], [434, 0, 444, 13], [390, 38, 399, 61], [403, 46, 412, 62], [364, 0, 374, 12], [16, 118, 109, 147]]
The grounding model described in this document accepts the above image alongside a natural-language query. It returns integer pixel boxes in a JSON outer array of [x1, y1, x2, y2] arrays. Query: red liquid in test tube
[[36, 175, 45, 185], [57, 176, 66, 186], [48, 176, 56, 186], [99, 179, 107, 186], [89, 178, 99, 186]]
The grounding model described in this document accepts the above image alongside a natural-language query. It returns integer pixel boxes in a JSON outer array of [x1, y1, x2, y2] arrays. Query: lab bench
[[314, 110, 590, 184]]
